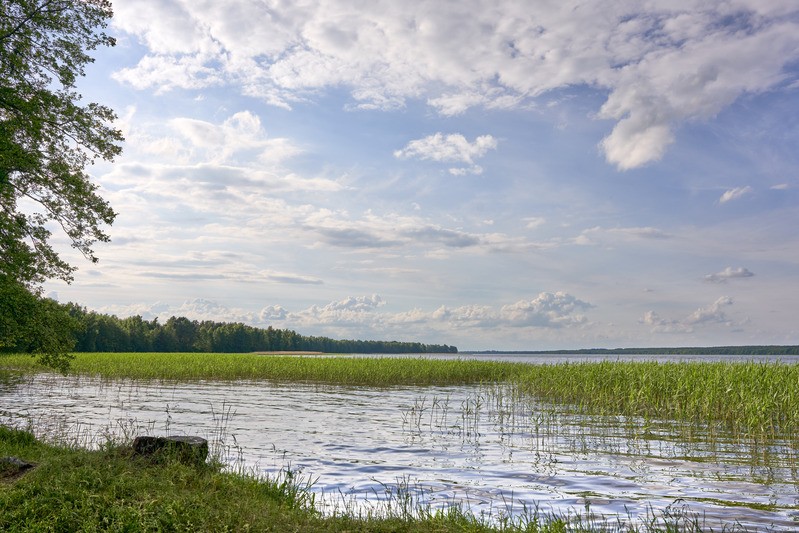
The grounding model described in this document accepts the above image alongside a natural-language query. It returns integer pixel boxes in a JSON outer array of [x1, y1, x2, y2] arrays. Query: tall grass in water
[[4, 352, 798, 438], [1, 352, 528, 385], [511, 360, 799, 440]]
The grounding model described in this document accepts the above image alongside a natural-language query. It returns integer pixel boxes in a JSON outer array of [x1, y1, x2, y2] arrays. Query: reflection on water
[[1, 372, 798, 530]]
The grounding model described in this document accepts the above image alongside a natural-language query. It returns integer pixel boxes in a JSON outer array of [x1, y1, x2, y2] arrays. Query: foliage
[[65, 305, 459, 354], [0, 0, 122, 368], [0, 274, 75, 371]]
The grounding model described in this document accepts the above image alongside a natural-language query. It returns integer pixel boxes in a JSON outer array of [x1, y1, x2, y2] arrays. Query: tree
[[0, 0, 122, 368], [0, 275, 77, 371]]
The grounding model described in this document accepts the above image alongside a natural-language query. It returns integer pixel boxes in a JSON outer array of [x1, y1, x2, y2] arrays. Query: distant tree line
[[50, 305, 457, 354], [470, 346, 799, 355]]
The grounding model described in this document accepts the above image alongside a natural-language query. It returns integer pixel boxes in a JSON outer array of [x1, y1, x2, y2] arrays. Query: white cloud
[[719, 186, 753, 204], [320, 295, 385, 312], [112, 1, 799, 170], [112, 53, 225, 93], [704, 267, 754, 283], [394, 133, 497, 175], [259, 305, 288, 322], [524, 217, 546, 230], [685, 296, 734, 325], [99, 292, 593, 343], [642, 296, 735, 333], [499, 292, 593, 328], [165, 111, 302, 165], [98, 299, 257, 324]]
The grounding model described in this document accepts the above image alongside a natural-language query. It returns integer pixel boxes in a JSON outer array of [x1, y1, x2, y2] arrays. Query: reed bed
[[0, 352, 528, 385], [3, 353, 798, 439], [510, 360, 799, 440]]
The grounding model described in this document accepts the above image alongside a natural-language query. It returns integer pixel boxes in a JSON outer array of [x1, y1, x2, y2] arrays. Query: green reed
[[510, 360, 799, 440], [0, 352, 529, 385], [4, 353, 798, 439]]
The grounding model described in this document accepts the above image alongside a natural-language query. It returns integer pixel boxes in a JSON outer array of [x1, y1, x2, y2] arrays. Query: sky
[[42, 0, 799, 351]]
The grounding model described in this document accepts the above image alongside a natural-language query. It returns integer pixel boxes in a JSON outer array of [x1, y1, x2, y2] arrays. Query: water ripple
[[1, 374, 797, 530]]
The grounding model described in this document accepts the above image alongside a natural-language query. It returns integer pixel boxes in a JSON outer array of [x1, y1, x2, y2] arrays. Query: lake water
[[2, 354, 798, 530]]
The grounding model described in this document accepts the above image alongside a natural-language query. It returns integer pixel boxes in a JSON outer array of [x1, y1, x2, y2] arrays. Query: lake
[[2, 353, 798, 530]]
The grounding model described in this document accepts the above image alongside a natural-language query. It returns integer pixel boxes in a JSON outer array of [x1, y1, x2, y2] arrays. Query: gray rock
[[1, 456, 35, 478], [132, 435, 209, 465]]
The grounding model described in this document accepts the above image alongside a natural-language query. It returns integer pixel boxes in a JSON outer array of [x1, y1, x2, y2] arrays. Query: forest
[[57, 305, 458, 354]]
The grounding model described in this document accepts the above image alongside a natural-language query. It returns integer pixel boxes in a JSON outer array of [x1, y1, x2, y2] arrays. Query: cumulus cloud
[[163, 111, 303, 165], [394, 133, 497, 175], [704, 267, 754, 283], [719, 186, 753, 204], [172, 298, 259, 322], [426, 292, 593, 329], [320, 294, 385, 312], [685, 296, 734, 325], [259, 305, 288, 321], [111, 1, 799, 170], [642, 296, 735, 333], [499, 292, 593, 328], [100, 292, 593, 342]]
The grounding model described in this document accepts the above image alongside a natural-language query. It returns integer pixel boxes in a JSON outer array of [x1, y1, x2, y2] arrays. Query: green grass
[[0, 351, 529, 385], [509, 360, 799, 439]]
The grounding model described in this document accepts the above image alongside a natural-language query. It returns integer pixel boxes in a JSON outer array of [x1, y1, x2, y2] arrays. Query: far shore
[[251, 351, 325, 355]]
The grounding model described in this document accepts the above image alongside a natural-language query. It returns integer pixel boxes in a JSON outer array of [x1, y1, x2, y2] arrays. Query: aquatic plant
[[3, 352, 797, 444], [0, 352, 527, 384], [510, 360, 799, 441]]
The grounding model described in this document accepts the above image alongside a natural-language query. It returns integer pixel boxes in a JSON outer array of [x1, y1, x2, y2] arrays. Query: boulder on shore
[[1, 456, 36, 480], [132, 435, 209, 465]]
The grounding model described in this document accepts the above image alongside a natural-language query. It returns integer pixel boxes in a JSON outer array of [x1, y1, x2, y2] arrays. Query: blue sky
[[44, 0, 799, 350]]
